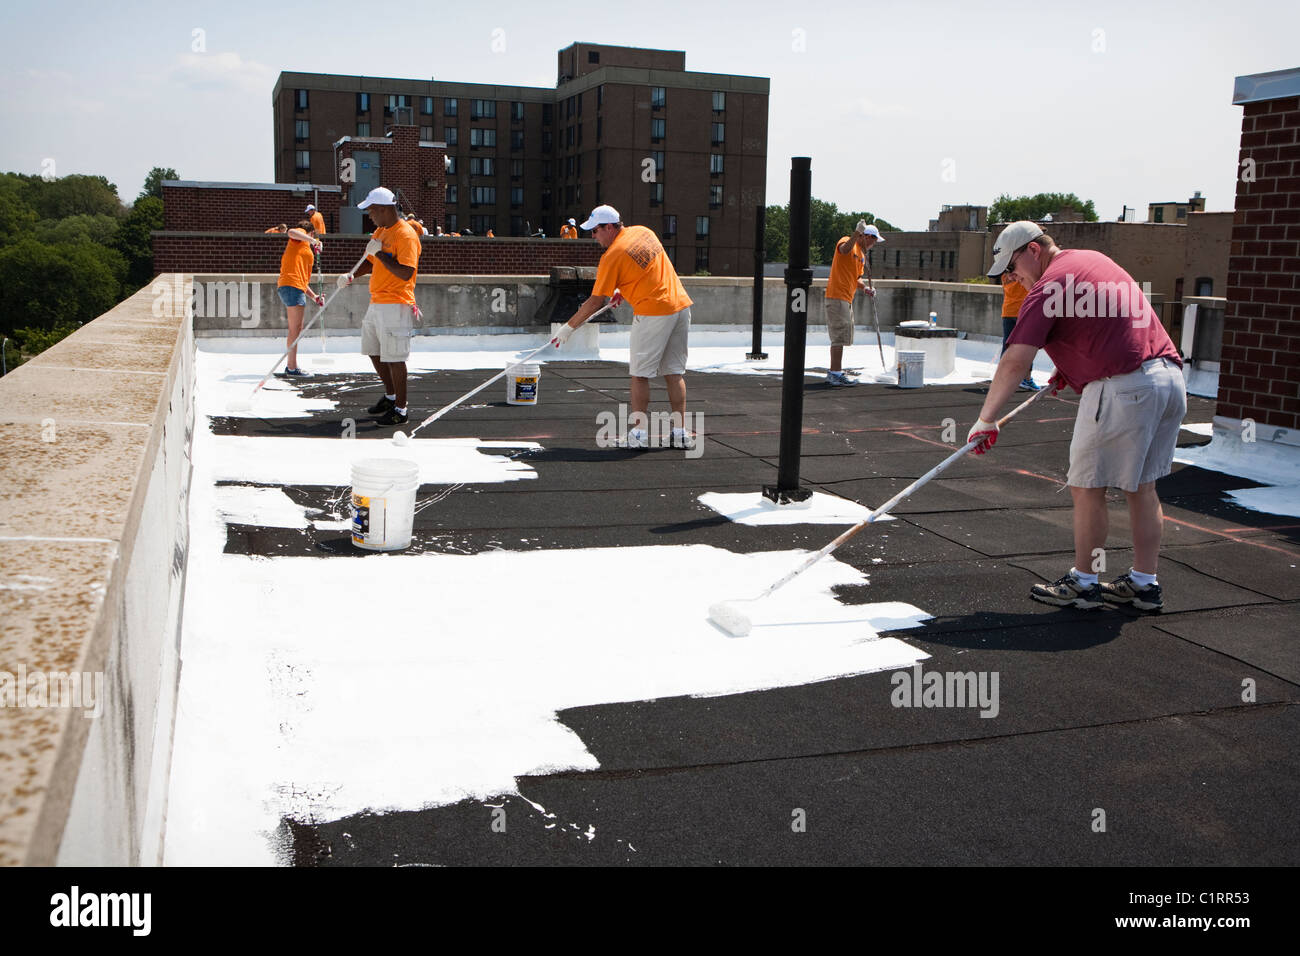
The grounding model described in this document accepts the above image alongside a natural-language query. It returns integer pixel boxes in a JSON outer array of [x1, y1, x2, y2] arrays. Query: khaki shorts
[[825, 297, 854, 346], [629, 307, 690, 378], [1068, 357, 1187, 492], [361, 302, 414, 362]]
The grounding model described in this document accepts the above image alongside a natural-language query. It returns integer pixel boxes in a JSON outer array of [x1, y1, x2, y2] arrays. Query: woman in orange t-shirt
[[276, 220, 324, 376]]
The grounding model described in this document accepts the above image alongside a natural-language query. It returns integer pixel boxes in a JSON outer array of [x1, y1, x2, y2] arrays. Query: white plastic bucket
[[350, 458, 419, 551], [505, 362, 541, 405], [897, 351, 925, 389]]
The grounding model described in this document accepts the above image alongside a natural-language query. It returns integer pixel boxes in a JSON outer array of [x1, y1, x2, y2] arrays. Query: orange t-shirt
[[592, 225, 692, 316], [278, 235, 315, 291], [1001, 275, 1028, 317], [560, 224, 577, 239], [368, 220, 421, 305], [310, 211, 326, 234], [826, 236, 865, 302]]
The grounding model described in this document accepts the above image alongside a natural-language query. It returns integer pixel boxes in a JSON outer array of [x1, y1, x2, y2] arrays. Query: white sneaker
[[621, 428, 649, 449], [670, 428, 695, 450]]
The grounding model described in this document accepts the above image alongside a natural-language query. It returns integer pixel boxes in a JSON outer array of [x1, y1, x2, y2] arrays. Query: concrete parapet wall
[[0, 282, 193, 865], [186, 273, 1009, 338]]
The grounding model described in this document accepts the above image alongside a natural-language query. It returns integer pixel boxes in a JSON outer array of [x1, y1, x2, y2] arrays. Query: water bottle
[[929, 311, 938, 328]]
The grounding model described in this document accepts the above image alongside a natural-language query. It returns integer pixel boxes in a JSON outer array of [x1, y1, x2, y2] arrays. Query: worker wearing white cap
[[335, 186, 421, 427], [968, 221, 1186, 612], [560, 217, 579, 239], [555, 204, 695, 449], [823, 219, 883, 385], [305, 204, 326, 235]]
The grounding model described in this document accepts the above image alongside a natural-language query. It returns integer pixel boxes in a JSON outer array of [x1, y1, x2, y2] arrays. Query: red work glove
[[1047, 371, 1067, 396], [610, 291, 624, 309], [312, 292, 326, 307], [966, 419, 999, 455]]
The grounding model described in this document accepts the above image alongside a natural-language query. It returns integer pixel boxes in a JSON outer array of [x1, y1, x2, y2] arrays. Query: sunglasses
[[1003, 243, 1030, 276]]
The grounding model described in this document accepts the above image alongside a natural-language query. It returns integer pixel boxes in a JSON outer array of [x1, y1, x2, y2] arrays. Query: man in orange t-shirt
[[335, 187, 421, 426], [556, 205, 695, 449], [823, 221, 884, 385], [305, 204, 326, 234], [560, 218, 578, 239]]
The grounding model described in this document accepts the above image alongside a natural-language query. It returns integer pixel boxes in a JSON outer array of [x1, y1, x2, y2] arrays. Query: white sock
[[386, 393, 396, 401], [395, 406, 407, 415], [1070, 567, 1099, 587], [1128, 568, 1157, 588]]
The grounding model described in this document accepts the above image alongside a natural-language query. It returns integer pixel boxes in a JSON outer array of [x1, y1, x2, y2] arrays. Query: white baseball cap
[[305, 204, 316, 212], [987, 220, 1045, 276], [579, 204, 621, 230], [855, 221, 885, 242], [568, 218, 576, 226], [357, 186, 397, 209]]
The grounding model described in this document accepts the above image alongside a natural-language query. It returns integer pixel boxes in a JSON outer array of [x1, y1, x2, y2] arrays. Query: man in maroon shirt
[[967, 222, 1187, 611]]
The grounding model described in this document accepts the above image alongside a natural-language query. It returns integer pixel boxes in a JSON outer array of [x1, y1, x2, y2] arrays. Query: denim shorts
[[277, 285, 307, 308]]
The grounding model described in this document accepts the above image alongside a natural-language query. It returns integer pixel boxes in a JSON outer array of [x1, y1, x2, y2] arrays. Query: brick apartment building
[[271, 42, 770, 276]]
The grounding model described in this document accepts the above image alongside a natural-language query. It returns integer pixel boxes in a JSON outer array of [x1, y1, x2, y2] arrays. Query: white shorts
[[629, 307, 691, 378], [1068, 357, 1187, 492], [361, 302, 414, 363]]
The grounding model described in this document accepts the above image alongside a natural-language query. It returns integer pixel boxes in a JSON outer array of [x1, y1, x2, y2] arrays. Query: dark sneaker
[[368, 395, 396, 415], [276, 367, 310, 378], [1101, 573, 1164, 611], [376, 407, 408, 426], [1030, 572, 1104, 609], [826, 371, 857, 386]]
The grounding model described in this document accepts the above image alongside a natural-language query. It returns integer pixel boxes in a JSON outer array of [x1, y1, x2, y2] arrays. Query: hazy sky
[[2, 0, 1295, 229]]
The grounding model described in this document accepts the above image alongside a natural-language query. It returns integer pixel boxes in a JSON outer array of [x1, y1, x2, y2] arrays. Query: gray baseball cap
[[987, 221, 1044, 276]]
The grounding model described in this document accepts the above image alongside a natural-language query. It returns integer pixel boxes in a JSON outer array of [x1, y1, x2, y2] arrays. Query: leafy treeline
[[764, 198, 897, 265], [0, 166, 174, 372], [989, 192, 1098, 224]]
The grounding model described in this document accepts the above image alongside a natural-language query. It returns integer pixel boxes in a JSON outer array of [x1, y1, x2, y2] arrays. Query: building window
[[444, 127, 458, 145], [710, 185, 722, 208], [650, 87, 665, 108], [510, 159, 523, 179], [446, 185, 458, 204], [1153, 207, 1164, 223], [445, 156, 457, 174], [511, 130, 524, 150], [543, 103, 552, 125], [566, 126, 575, 148], [357, 92, 370, 113], [543, 160, 552, 182], [710, 154, 724, 175], [566, 96, 574, 120], [511, 215, 525, 235], [596, 149, 602, 173], [543, 131, 553, 152], [696, 216, 709, 239], [577, 153, 583, 176], [651, 118, 665, 141], [596, 116, 602, 142], [420, 125, 433, 141], [712, 91, 725, 112], [541, 189, 551, 210], [470, 128, 497, 147], [588, 50, 599, 64], [511, 187, 523, 207], [469, 186, 497, 206], [387, 94, 410, 111], [356, 122, 370, 137], [295, 119, 309, 140], [1177, 206, 1187, 219], [295, 150, 310, 170], [446, 213, 457, 232], [597, 85, 604, 108], [663, 215, 677, 238], [565, 156, 574, 177], [696, 247, 709, 272], [422, 96, 433, 114], [652, 151, 665, 175], [295, 89, 308, 110], [444, 98, 458, 117], [469, 157, 496, 176], [469, 215, 494, 234], [894, 250, 900, 268], [711, 123, 724, 145], [472, 99, 497, 119], [565, 185, 574, 205], [650, 183, 663, 206], [511, 101, 524, 122]]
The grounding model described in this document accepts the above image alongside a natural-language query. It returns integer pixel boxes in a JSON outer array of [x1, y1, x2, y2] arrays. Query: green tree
[[32, 213, 121, 247], [0, 187, 38, 243], [989, 192, 1098, 224], [0, 240, 125, 338], [139, 166, 178, 202], [763, 198, 896, 263], [16, 173, 122, 220], [114, 196, 163, 291]]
